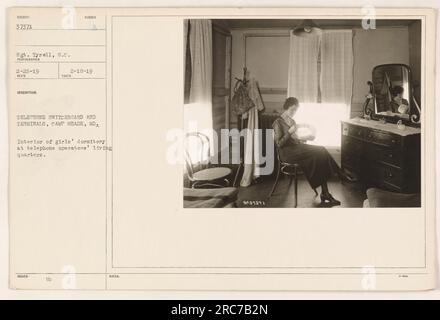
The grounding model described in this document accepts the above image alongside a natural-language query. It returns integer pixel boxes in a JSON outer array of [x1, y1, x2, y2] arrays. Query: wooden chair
[[268, 146, 318, 208], [184, 132, 232, 188]]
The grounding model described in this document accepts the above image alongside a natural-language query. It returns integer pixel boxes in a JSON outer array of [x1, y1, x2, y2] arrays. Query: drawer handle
[[388, 172, 394, 178], [388, 153, 393, 158], [391, 139, 396, 144]]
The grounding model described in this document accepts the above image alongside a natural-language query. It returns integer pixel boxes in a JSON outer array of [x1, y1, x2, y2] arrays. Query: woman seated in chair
[[272, 97, 355, 206]]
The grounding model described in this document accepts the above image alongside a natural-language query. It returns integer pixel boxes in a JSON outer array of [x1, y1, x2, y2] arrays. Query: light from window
[[293, 103, 350, 147]]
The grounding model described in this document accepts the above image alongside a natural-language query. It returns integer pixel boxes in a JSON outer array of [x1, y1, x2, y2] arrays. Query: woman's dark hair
[[283, 97, 299, 110], [390, 86, 404, 97]]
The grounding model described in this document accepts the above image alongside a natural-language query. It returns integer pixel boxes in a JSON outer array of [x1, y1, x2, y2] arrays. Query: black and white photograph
[[3, 4, 438, 295], [183, 18, 422, 208]]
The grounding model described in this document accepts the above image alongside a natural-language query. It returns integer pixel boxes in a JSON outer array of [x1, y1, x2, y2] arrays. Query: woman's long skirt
[[278, 144, 339, 189]]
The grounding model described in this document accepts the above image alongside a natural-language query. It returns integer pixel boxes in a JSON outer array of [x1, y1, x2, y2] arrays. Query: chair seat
[[193, 167, 232, 181], [366, 188, 421, 207], [184, 187, 238, 208], [281, 162, 302, 175]]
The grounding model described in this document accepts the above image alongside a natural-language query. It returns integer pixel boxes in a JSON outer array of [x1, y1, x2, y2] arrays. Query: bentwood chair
[[184, 132, 232, 188], [268, 145, 318, 208]]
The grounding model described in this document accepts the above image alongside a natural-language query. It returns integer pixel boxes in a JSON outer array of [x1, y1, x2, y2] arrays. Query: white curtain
[[184, 20, 213, 158], [183, 20, 188, 71], [320, 30, 353, 107], [287, 29, 353, 147], [287, 31, 321, 102], [189, 19, 212, 103]]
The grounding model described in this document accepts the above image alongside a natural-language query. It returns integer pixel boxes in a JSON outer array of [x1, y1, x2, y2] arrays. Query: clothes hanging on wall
[[231, 78, 255, 115], [248, 78, 265, 112], [240, 78, 265, 187]]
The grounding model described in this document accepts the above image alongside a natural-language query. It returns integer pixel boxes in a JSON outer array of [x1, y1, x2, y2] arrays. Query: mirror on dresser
[[363, 64, 421, 126]]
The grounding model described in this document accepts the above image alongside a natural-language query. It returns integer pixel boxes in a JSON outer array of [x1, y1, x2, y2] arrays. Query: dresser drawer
[[365, 144, 403, 168], [341, 136, 362, 171], [342, 153, 361, 172], [366, 130, 401, 147], [340, 121, 420, 193], [343, 123, 365, 139], [342, 136, 362, 155], [369, 163, 404, 190]]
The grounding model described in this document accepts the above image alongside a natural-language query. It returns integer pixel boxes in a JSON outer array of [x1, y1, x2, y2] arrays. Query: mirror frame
[[363, 63, 421, 127]]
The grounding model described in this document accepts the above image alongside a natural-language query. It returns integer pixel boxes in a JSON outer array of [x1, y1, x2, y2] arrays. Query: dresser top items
[[342, 118, 421, 137]]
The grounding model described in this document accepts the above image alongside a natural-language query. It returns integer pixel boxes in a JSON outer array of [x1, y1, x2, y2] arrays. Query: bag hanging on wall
[[231, 68, 255, 115]]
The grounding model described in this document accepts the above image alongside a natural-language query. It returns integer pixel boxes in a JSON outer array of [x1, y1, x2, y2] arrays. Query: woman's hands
[[288, 125, 297, 134], [287, 122, 316, 142], [295, 124, 316, 141]]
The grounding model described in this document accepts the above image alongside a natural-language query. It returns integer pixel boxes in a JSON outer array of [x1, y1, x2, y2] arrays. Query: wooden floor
[[236, 174, 367, 208]]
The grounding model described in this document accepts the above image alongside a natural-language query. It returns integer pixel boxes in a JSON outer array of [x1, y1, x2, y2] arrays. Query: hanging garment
[[240, 106, 259, 187], [240, 79, 265, 187], [231, 80, 255, 115], [248, 78, 265, 112]]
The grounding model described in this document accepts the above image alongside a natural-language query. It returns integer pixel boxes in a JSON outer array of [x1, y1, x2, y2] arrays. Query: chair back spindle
[[184, 132, 211, 181]]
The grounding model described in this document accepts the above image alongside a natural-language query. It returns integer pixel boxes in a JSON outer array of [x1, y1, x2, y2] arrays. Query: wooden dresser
[[341, 119, 421, 193]]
